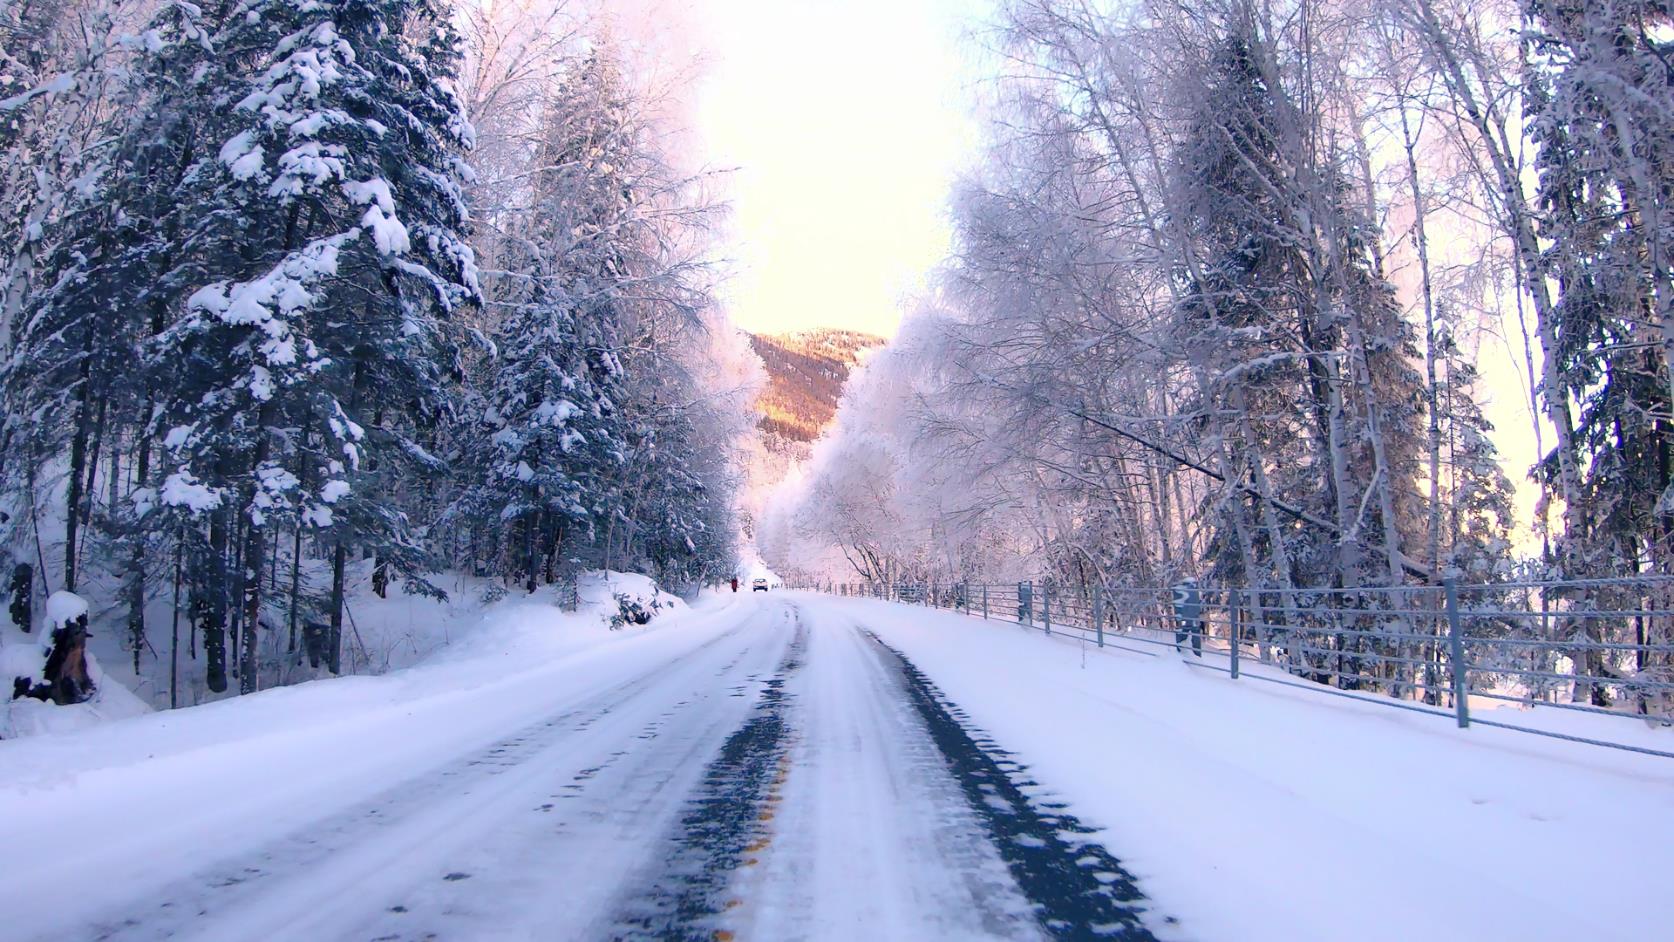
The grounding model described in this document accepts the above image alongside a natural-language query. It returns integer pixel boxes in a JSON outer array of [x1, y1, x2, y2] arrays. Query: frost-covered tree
[[104, 0, 478, 691], [1165, 21, 1433, 596], [1434, 327, 1517, 582], [767, 0, 1522, 702], [1527, 0, 1674, 578], [448, 42, 738, 594], [457, 54, 633, 592], [1, 0, 203, 676], [0, 0, 744, 711]]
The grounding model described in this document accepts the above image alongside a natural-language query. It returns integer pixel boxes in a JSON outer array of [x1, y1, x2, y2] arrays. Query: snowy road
[[15, 596, 1159, 942]]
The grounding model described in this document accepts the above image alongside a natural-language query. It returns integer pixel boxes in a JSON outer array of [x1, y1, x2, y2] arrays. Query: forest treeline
[[0, 0, 752, 695], [766, 0, 1674, 602]]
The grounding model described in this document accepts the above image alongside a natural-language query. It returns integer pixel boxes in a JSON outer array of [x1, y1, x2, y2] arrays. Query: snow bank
[[416, 570, 686, 666], [9, 565, 693, 734], [800, 593, 1674, 942]]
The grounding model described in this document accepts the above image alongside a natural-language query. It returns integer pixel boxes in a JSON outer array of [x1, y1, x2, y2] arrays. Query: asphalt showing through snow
[[868, 631, 1160, 941], [608, 608, 1161, 941], [608, 618, 808, 940]]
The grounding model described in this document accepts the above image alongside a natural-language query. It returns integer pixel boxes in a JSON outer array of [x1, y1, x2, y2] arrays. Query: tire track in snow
[[607, 605, 808, 941], [864, 631, 1165, 941], [725, 607, 1045, 941]]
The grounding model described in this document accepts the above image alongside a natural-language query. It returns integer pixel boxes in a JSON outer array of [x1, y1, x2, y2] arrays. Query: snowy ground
[[3, 590, 1669, 941]]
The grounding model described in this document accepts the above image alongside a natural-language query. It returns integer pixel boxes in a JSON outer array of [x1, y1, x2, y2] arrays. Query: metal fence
[[788, 576, 1674, 760]]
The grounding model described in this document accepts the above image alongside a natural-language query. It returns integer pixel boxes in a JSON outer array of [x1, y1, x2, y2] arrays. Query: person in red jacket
[[731, 577, 739, 593]]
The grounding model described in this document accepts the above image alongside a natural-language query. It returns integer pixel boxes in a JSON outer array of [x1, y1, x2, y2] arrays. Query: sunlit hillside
[[748, 329, 885, 444]]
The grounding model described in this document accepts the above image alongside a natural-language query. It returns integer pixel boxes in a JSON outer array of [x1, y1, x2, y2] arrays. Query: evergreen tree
[[140, 0, 476, 691], [1170, 28, 1446, 597], [455, 53, 632, 592], [1170, 33, 1333, 591], [0, 0, 743, 705], [1524, 0, 1674, 702], [1434, 327, 1516, 582], [1, 0, 207, 622]]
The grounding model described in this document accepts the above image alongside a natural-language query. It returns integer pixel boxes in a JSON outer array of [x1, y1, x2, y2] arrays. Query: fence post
[[1093, 584, 1104, 647], [1445, 578, 1469, 728], [1043, 582, 1052, 636], [982, 583, 989, 620], [1229, 588, 1241, 680]]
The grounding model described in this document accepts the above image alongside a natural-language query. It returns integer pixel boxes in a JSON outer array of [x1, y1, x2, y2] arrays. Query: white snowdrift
[[798, 592, 1674, 942]]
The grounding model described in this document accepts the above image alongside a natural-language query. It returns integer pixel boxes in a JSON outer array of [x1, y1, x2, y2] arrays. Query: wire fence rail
[[786, 576, 1674, 760]]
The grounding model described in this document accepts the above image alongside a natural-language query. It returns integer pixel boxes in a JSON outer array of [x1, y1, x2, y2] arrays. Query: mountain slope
[[749, 329, 884, 444]]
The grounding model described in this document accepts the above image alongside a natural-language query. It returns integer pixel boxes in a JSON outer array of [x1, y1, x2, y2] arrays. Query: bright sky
[[684, 0, 983, 339]]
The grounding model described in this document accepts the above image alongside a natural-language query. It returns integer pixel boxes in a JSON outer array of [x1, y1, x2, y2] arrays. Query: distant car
[[752, 578, 769, 592]]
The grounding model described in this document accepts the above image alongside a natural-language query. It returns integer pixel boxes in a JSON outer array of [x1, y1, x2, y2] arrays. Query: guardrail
[[786, 576, 1674, 760]]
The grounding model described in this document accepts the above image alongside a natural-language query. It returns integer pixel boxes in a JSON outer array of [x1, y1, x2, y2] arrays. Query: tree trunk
[[288, 521, 303, 656], [239, 514, 265, 695], [203, 512, 229, 693], [170, 539, 182, 709], [62, 354, 92, 591], [329, 541, 347, 675], [524, 508, 539, 594], [128, 431, 151, 677], [328, 356, 368, 674], [238, 401, 275, 695]]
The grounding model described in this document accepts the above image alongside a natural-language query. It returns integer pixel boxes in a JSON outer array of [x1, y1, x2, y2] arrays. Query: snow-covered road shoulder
[[804, 591, 1674, 942]]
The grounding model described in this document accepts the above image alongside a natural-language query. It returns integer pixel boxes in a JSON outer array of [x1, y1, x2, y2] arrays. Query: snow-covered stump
[[11, 591, 97, 706]]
